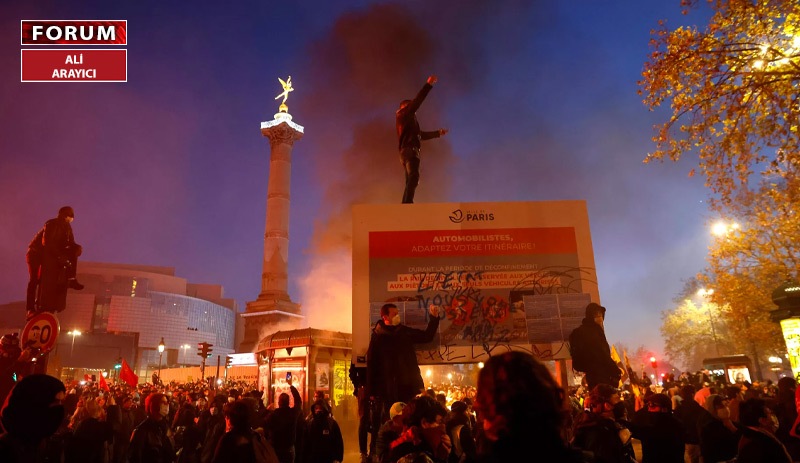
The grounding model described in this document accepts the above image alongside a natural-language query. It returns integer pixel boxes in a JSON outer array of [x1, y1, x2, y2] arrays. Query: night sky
[[1, 1, 714, 361]]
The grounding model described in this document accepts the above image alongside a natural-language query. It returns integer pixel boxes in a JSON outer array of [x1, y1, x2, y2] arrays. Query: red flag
[[119, 359, 138, 388], [98, 374, 110, 392]]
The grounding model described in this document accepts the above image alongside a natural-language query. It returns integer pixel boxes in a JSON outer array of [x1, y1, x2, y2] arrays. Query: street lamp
[[157, 337, 166, 380], [711, 221, 740, 237], [67, 330, 81, 358]]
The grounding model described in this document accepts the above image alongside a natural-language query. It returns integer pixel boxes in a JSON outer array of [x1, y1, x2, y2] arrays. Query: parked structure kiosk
[[255, 328, 352, 412], [702, 354, 754, 384]]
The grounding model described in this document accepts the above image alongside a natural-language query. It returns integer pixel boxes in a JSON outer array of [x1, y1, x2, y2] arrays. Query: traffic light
[[225, 356, 232, 369], [650, 356, 658, 369], [197, 342, 213, 359]]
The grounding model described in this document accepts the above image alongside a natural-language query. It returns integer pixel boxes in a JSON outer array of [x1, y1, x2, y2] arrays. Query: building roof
[[255, 328, 351, 351]]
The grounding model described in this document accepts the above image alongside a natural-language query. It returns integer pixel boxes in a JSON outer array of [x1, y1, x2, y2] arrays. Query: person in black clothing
[[672, 385, 709, 463], [127, 392, 175, 463], [396, 76, 448, 204], [67, 396, 119, 463], [698, 394, 740, 463], [446, 401, 477, 463], [478, 352, 586, 463], [568, 303, 621, 389], [200, 396, 227, 463], [0, 374, 66, 463], [573, 384, 633, 463], [113, 396, 139, 463], [173, 404, 203, 463], [737, 397, 792, 463], [213, 399, 277, 463], [302, 399, 343, 463], [771, 376, 800, 460], [26, 206, 84, 317], [628, 393, 685, 463], [366, 303, 441, 424], [266, 378, 303, 463], [349, 363, 375, 463]]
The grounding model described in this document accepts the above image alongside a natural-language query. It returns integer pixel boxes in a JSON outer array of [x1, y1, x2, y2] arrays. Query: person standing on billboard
[[396, 75, 448, 204], [366, 303, 441, 423], [568, 302, 621, 389]]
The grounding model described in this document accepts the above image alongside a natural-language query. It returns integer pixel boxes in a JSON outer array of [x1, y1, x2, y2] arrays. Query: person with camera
[[266, 374, 302, 463]]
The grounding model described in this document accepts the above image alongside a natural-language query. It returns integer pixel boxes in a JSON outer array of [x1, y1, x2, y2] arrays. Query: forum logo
[[448, 209, 495, 223]]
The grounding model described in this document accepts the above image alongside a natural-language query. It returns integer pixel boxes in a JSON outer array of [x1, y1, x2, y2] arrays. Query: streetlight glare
[[711, 221, 740, 237], [68, 329, 81, 336], [697, 288, 714, 297]]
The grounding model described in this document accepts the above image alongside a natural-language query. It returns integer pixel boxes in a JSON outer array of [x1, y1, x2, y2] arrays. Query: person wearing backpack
[[568, 303, 621, 389], [445, 401, 476, 463], [212, 399, 277, 463]]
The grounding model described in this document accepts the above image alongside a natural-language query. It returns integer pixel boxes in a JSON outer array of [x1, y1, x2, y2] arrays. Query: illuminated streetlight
[[426, 369, 432, 378], [67, 329, 82, 358], [711, 221, 740, 237], [157, 337, 166, 380], [478, 362, 484, 369], [769, 356, 783, 364]]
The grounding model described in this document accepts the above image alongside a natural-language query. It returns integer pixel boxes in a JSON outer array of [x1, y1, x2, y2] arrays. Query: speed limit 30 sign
[[22, 312, 61, 353]]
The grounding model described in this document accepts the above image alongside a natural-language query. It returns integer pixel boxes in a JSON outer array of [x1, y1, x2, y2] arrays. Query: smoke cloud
[[294, 1, 542, 331]]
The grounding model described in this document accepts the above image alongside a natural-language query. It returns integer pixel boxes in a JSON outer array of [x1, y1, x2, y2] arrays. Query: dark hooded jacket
[[0, 374, 67, 463], [302, 400, 343, 463], [568, 304, 619, 387], [366, 314, 440, 404]]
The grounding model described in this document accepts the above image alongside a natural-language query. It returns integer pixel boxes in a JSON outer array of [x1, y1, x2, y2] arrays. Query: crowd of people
[[0, 373, 343, 463]]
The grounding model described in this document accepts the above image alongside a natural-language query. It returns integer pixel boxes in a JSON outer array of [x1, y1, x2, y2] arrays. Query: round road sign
[[21, 312, 61, 353]]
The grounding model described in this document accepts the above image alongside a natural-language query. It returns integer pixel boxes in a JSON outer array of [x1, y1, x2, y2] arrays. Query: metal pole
[[215, 355, 221, 388]]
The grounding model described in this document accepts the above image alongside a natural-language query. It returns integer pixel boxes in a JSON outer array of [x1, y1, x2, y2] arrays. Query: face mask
[[160, 404, 169, 417], [391, 315, 401, 326]]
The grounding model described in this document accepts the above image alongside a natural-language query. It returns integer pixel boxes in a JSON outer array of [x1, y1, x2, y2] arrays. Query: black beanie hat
[[585, 302, 606, 318], [58, 206, 75, 219], [1, 374, 66, 441]]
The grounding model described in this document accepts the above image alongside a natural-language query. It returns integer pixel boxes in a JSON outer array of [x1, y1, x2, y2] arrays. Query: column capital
[[261, 113, 304, 147]]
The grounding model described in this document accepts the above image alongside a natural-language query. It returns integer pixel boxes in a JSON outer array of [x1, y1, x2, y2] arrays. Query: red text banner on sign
[[369, 227, 577, 258], [21, 49, 127, 82], [21, 20, 127, 45]]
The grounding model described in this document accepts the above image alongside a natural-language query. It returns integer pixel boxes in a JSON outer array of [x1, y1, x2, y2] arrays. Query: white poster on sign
[[316, 363, 330, 390]]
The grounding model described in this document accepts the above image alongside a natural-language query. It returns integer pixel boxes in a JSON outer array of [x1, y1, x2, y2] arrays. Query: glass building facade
[[55, 262, 237, 376]]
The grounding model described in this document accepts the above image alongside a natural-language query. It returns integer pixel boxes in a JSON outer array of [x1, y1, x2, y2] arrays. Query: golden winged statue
[[275, 76, 294, 112]]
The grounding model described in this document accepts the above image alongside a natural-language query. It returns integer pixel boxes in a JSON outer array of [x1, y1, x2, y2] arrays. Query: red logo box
[[21, 49, 127, 82], [21, 20, 127, 45]]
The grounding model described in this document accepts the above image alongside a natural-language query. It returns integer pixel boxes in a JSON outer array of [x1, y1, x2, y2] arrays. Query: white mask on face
[[391, 314, 401, 326]]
